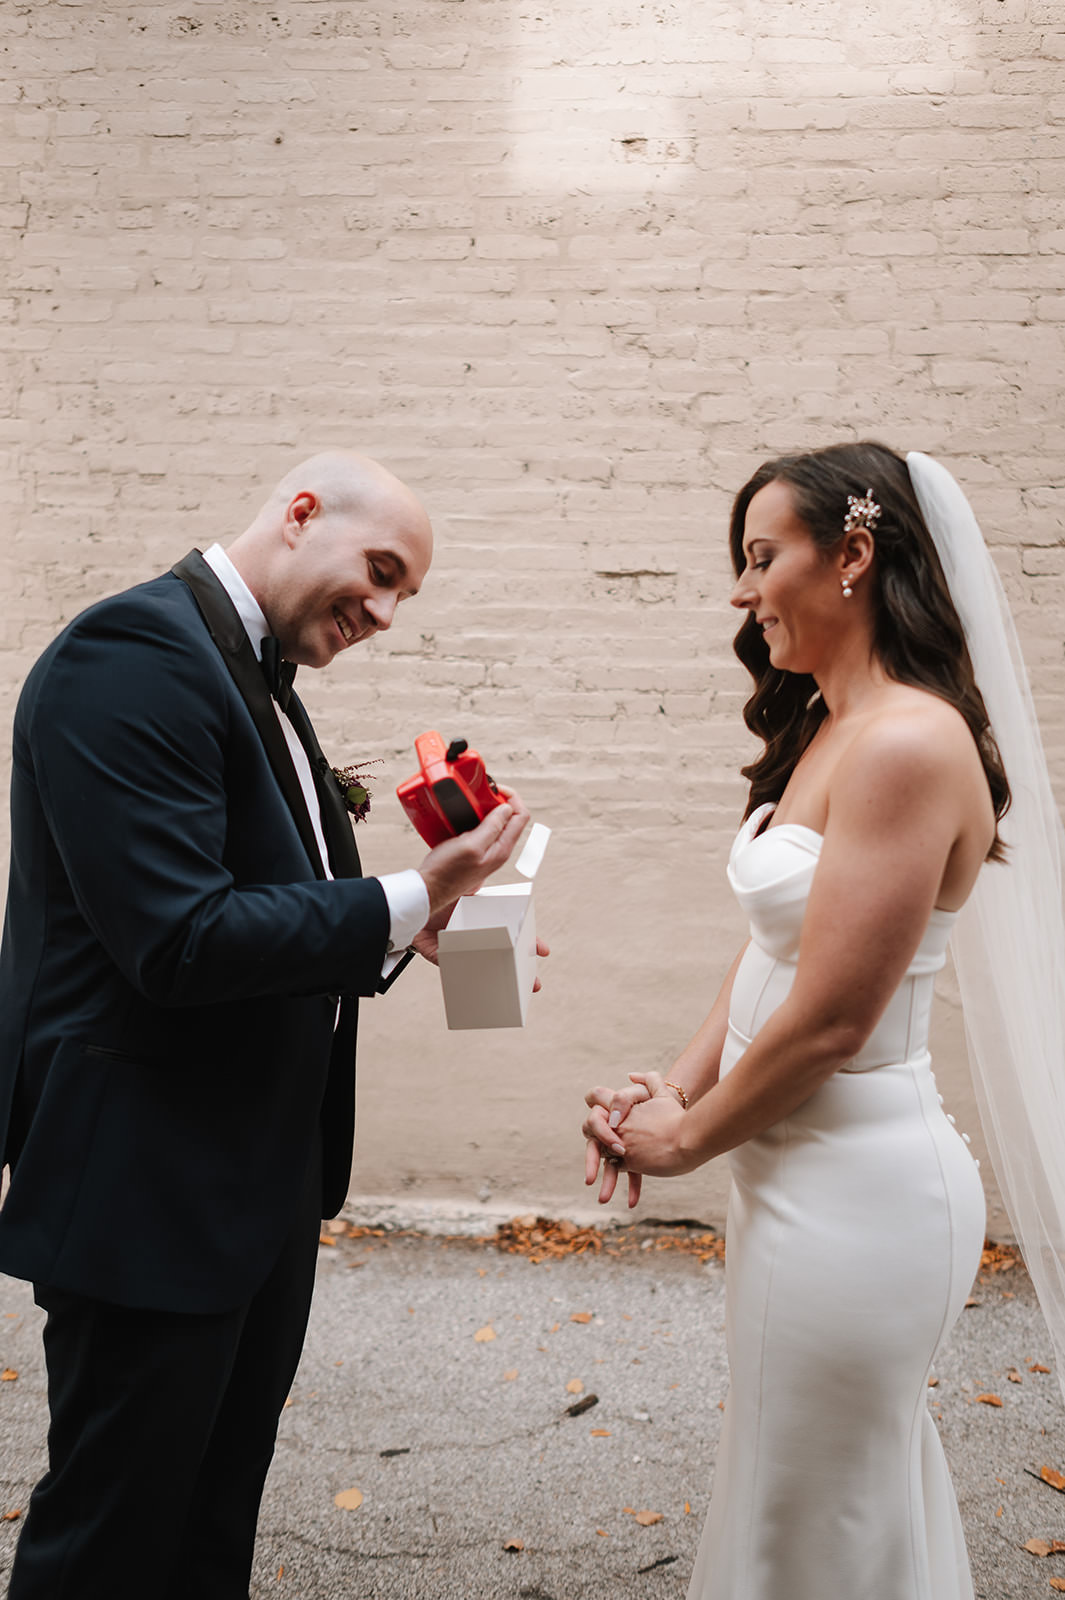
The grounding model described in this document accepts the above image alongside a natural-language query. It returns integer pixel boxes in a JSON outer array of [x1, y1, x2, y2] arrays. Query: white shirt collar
[[202, 543, 271, 661]]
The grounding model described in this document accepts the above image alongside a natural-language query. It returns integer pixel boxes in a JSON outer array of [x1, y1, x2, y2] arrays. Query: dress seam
[[905, 1053, 958, 1600], [747, 954, 783, 1038], [742, 1115, 790, 1585]]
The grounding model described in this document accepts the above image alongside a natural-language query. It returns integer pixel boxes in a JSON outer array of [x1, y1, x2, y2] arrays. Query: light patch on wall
[[505, 4, 694, 193], [502, 0, 985, 195]]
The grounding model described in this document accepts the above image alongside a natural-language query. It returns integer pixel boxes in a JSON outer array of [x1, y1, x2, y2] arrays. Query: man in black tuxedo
[[0, 450, 530, 1599]]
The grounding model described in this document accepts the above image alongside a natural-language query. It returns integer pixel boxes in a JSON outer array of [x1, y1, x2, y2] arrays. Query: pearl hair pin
[[843, 488, 881, 535]]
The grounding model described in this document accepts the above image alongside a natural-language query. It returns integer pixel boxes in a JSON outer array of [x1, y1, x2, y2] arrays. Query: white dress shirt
[[202, 544, 429, 970]]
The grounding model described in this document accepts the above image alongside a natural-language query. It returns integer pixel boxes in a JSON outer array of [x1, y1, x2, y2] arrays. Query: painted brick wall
[[2, 0, 1063, 1233]]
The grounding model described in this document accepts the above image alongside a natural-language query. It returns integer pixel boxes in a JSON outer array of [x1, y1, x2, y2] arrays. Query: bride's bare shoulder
[[839, 689, 983, 800]]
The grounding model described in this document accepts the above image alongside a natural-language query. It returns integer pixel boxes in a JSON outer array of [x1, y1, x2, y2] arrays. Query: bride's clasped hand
[[583, 1072, 693, 1205]]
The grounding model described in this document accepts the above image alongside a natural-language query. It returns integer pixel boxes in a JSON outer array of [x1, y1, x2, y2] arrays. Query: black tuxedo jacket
[[0, 552, 392, 1313]]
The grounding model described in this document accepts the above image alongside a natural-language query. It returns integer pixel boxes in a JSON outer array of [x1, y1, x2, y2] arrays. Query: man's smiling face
[[267, 485, 433, 668]]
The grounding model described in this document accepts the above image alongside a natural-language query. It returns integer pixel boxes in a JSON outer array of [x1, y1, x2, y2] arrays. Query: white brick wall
[[2, 0, 1063, 1232]]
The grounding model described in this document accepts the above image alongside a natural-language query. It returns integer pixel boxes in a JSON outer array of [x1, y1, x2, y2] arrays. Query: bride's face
[[730, 479, 843, 676]]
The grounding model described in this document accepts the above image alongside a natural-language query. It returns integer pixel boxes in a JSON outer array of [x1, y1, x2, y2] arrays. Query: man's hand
[[413, 922, 550, 981], [416, 785, 531, 918]]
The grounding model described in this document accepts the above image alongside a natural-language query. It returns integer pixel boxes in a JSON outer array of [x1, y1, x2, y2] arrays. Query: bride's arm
[[584, 941, 745, 1142], [583, 943, 748, 1206], [613, 721, 971, 1178], [660, 941, 750, 1107]]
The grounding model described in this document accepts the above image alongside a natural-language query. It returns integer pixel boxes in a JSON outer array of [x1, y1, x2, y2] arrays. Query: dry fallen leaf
[[1022, 1538, 1065, 1556], [928, 1377, 939, 1387], [965, 1297, 980, 1308], [1050, 1580, 1065, 1593], [974, 1393, 1004, 1407], [684, 1501, 691, 1515], [486, 1215, 605, 1262], [474, 1325, 496, 1343], [1, 1510, 21, 1522], [276, 1565, 284, 1582], [982, 1241, 1022, 1272], [549, 1322, 560, 1334], [1008, 1368, 1023, 1384], [0, 1370, 16, 1383], [567, 1391, 598, 1416], [317, 1233, 336, 1248], [635, 1510, 664, 1526], [334, 1487, 364, 1511], [566, 1379, 584, 1395], [590, 1428, 611, 1437], [503, 1369, 518, 1381], [1040, 1467, 1065, 1492], [596, 1528, 609, 1537], [622, 1506, 635, 1515], [502, 1538, 524, 1552], [571, 1311, 593, 1324], [1031, 1363, 1052, 1374]]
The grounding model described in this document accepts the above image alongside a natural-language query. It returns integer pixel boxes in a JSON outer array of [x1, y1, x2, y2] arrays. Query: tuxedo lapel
[[171, 550, 326, 880], [282, 693, 362, 880]]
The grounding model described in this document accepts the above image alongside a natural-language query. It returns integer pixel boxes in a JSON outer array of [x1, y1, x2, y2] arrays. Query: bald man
[[0, 453, 530, 1599]]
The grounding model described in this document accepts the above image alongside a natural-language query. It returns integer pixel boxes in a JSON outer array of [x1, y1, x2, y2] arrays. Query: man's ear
[[282, 492, 318, 548]]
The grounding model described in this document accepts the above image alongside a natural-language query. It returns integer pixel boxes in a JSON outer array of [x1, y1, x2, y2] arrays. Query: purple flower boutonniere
[[331, 761, 382, 823]]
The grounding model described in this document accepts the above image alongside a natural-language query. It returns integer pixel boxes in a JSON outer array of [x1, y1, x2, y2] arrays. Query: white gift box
[[437, 823, 550, 1030]]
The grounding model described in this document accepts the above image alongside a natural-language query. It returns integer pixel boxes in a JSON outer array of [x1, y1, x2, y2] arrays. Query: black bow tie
[[260, 635, 297, 711]]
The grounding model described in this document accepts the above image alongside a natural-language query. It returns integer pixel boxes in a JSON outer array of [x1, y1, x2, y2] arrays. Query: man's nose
[[366, 592, 398, 632]]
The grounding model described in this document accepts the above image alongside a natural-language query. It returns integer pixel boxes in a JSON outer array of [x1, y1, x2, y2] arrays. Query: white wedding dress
[[687, 804, 986, 1600]]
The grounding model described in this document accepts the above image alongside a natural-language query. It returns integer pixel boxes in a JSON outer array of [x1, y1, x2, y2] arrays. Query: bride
[[582, 441, 1065, 1599]]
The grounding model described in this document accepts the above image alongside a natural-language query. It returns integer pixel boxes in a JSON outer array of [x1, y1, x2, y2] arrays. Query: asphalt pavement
[[3, 1218, 1065, 1600]]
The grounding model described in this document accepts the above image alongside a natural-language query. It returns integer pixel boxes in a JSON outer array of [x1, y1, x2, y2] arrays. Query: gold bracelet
[[664, 1080, 689, 1109]]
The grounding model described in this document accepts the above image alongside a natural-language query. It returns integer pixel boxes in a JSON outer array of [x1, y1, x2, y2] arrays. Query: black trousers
[[8, 1147, 323, 1600]]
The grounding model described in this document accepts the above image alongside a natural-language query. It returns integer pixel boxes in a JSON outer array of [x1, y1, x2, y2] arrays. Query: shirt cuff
[[379, 868, 430, 956]]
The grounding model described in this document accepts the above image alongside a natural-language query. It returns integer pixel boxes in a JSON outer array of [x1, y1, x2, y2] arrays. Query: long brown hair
[[730, 440, 1010, 860]]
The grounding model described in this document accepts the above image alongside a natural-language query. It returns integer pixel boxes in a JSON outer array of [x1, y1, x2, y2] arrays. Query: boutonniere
[[331, 761, 382, 823]]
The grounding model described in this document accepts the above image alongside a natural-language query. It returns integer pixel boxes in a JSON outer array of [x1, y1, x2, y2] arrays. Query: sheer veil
[[907, 452, 1065, 1400]]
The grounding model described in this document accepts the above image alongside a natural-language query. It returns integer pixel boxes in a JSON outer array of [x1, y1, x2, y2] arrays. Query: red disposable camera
[[396, 731, 505, 847]]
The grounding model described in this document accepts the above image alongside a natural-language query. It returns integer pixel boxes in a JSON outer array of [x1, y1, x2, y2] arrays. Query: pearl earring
[[841, 575, 854, 598]]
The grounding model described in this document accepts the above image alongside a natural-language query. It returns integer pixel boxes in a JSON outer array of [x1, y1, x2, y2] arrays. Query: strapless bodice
[[725, 803, 957, 1072]]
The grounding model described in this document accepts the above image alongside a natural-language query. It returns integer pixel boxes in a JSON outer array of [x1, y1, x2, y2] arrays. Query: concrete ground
[[2, 1221, 1064, 1600]]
